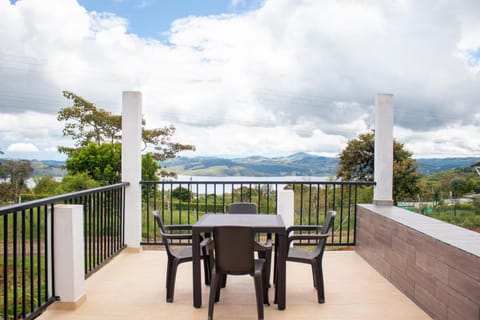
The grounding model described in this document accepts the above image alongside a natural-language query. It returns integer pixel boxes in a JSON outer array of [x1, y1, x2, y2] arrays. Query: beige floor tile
[[38, 250, 431, 320]]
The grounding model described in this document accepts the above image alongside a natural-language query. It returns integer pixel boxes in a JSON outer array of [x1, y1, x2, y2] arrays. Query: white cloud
[[7, 142, 39, 153], [0, 0, 479, 160]]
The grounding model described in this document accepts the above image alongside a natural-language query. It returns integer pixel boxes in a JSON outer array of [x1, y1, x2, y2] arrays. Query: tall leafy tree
[[337, 131, 421, 203], [0, 160, 34, 200], [58, 91, 195, 164], [65, 142, 121, 184]]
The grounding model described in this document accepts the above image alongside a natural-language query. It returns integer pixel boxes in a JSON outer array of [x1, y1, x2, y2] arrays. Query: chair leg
[[253, 272, 265, 320], [312, 260, 325, 303], [258, 250, 271, 288], [166, 257, 173, 289], [311, 263, 318, 289], [166, 259, 179, 303], [208, 271, 220, 320], [221, 274, 227, 288], [202, 248, 211, 285], [273, 234, 278, 286], [215, 274, 223, 302]]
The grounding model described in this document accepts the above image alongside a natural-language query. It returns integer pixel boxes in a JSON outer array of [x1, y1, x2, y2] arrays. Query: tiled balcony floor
[[38, 250, 431, 320]]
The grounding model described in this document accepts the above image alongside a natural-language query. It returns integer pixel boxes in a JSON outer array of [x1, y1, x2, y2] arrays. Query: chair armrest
[[165, 224, 193, 232], [254, 239, 272, 252], [287, 233, 328, 246], [161, 232, 193, 240], [201, 238, 215, 251], [286, 225, 323, 236]]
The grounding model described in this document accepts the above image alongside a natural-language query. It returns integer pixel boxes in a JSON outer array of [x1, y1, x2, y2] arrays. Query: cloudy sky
[[0, 0, 479, 161]]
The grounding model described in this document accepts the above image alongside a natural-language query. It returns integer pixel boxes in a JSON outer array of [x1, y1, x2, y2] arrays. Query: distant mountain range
[[4, 154, 479, 177], [162, 153, 480, 177]]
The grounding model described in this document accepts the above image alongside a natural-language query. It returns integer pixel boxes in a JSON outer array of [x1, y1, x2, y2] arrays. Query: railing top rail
[[141, 180, 375, 186], [0, 182, 130, 215]]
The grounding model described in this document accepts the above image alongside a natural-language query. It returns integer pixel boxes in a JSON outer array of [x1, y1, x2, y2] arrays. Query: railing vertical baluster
[[161, 183, 165, 224], [331, 184, 336, 242], [21, 209, 26, 318], [316, 183, 320, 225], [347, 184, 352, 244], [43, 206, 48, 303], [50, 203, 55, 299], [106, 191, 111, 258], [195, 184, 199, 221], [29, 207, 34, 313], [308, 183, 312, 226], [213, 184, 217, 213], [37, 207, 42, 307], [3, 214, 8, 319], [179, 183, 183, 225], [204, 184, 208, 215], [146, 183, 151, 242], [170, 182, 174, 224], [353, 185, 359, 245], [339, 184, 344, 244], [222, 184, 226, 212], [299, 184, 304, 225], [187, 182, 191, 224], [13, 211, 18, 319], [153, 183, 157, 242], [102, 191, 106, 261], [323, 184, 328, 216]]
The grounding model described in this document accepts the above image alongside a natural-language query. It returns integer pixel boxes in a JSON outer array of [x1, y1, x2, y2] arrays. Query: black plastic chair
[[153, 210, 211, 302], [226, 202, 272, 287], [227, 202, 258, 214], [207, 226, 269, 320], [284, 210, 336, 303]]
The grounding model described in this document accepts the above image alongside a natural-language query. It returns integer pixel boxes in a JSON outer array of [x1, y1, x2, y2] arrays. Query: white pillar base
[[53, 204, 86, 305]]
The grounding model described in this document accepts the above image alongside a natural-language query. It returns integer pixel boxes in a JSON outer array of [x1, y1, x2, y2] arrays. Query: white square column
[[122, 91, 143, 250], [373, 93, 394, 206]]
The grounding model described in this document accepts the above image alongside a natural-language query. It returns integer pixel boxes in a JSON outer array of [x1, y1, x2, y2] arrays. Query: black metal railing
[[140, 180, 374, 247], [0, 182, 128, 320]]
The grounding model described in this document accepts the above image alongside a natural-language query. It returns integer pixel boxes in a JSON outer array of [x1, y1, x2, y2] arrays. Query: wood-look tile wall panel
[[356, 205, 480, 320]]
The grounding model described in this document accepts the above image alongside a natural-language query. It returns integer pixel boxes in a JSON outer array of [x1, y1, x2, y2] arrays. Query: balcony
[[37, 250, 430, 320], [3, 180, 479, 320]]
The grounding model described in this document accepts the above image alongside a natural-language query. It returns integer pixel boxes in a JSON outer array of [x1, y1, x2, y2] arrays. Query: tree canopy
[[58, 91, 195, 182], [0, 159, 34, 200], [337, 131, 421, 203], [58, 91, 195, 161]]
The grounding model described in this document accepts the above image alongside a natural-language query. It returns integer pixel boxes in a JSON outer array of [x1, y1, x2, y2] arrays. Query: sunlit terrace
[[2, 93, 479, 320], [37, 250, 430, 320]]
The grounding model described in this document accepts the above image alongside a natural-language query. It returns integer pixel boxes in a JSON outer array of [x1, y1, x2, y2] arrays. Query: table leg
[[192, 230, 202, 308], [276, 232, 287, 310]]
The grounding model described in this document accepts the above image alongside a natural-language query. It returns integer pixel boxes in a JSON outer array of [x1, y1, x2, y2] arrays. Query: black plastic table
[[192, 213, 287, 310]]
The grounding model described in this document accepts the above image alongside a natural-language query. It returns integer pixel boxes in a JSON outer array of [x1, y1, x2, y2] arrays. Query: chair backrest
[[313, 211, 336, 256], [153, 210, 174, 254], [227, 202, 257, 214], [153, 210, 167, 234], [321, 210, 336, 235], [213, 226, 255, 275]]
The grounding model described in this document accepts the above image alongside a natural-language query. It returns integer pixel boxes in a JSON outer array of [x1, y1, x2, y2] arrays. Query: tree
[[56, 173, 100, 193], [337, 131, 421, 204], [58, 91, 195, 168], [142, 152, 159, 181], [65, 142, 121, 185], [172, 186, 191, 202], [33, 176, 60, 196], [449, 177, 469, 199], [1, 160, 34, 200]]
